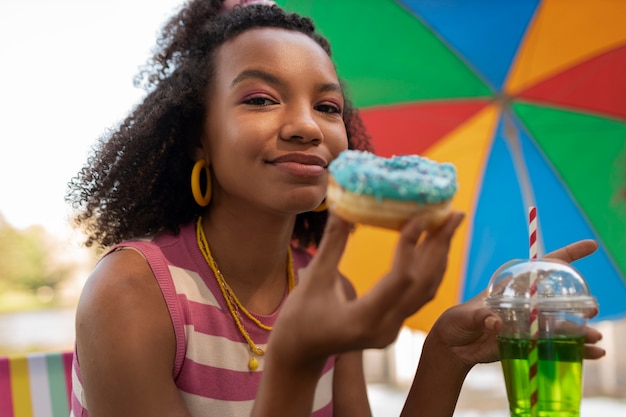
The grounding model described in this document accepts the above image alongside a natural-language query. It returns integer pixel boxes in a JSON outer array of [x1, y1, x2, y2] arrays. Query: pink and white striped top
[[71, 220, 335, 416]]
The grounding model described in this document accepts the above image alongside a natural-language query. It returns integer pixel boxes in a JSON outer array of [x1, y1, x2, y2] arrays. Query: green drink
[[498, 336, 584, 417], [485, 260, 597, 417]]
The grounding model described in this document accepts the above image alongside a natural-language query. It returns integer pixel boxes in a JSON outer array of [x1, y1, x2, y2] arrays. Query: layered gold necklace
[[195, 217, 295, 371]]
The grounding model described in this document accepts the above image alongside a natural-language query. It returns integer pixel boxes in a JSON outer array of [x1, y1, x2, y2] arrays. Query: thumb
[[463, 290, 501, 333], [467, 295, 501, 334], [306, 213, 352, 282], [482, 311, 502, 333]]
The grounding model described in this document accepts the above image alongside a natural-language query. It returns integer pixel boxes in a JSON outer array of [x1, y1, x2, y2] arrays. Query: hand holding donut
[[264, 210, 464, 365]]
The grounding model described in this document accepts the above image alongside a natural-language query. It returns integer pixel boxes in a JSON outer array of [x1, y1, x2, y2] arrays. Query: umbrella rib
[[502, 111, 544, 257], [514, 97, 626, 123]]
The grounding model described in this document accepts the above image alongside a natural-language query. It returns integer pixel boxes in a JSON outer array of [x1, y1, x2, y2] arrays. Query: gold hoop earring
[[191, 159, 211, 207], [312, 199, 327, 212]]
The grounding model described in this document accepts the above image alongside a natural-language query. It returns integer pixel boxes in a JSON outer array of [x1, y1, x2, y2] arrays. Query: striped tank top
[[70, 220, 335, 416]]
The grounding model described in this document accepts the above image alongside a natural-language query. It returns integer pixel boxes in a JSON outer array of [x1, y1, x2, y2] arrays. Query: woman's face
[[201, 28, 348, 215]]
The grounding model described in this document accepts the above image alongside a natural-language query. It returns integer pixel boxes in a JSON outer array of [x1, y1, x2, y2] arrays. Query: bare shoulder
[[76, 247, 176, 376], [77, 248, 169, 332], [75, 247, 186, 414]]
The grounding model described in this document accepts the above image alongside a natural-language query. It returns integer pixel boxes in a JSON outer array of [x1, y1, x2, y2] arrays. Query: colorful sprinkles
[[329, 150, 457, 204]]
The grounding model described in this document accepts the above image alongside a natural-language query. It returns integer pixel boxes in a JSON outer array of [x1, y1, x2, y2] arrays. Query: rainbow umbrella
[[276, 0, 626, 330]]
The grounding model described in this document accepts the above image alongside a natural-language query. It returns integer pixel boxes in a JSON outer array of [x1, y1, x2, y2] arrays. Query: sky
[[0, 0, 185, 237]]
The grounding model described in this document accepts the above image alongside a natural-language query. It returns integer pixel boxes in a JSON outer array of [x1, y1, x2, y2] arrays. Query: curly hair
[[66, 2, 372, 250]]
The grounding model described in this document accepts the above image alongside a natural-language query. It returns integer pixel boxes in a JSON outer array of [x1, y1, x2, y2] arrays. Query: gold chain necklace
[[195, 217, 295, 371]]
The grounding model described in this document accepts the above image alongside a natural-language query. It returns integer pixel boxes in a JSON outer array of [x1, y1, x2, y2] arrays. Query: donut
[[326, 150, 457, 230]]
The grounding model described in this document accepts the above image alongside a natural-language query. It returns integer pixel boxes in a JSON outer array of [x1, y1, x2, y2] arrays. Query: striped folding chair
[[0, 351, 73, 417]]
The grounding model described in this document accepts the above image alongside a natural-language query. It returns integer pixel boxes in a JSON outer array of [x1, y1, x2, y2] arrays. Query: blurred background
[[1, 0, 624, 415], [0, 0, 186, 355]]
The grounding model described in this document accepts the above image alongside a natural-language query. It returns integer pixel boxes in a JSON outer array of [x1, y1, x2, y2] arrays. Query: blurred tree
[[0, 214, 74, 298]]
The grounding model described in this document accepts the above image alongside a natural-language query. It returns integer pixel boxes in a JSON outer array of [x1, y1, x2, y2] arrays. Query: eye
[[315, 103, 342, 114], [243, 96, 278, 106]]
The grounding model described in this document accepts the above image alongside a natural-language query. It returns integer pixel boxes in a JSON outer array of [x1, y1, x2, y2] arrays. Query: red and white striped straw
[[528, 206, 539, 416], [529, 206, 538, 260]]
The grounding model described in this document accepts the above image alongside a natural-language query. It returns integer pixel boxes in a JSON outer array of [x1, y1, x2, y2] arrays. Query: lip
[[268, 153, 328, 167], [268, 153, 329, 177]]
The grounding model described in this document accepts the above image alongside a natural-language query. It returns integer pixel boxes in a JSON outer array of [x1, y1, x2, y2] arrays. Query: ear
[[190, 132, 211, 164], [192, 147, 208, 163]]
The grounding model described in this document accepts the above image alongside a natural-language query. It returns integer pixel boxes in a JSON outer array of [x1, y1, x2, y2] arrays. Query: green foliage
[[0, 214, 75, 302]]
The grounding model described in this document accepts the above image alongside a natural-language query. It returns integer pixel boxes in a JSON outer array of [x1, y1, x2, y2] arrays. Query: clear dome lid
[[484, 259, 597, 315]]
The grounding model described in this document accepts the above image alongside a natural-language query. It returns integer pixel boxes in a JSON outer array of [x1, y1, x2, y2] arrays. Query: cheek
[[211, 122, 266, 167], [328, 124, 349, 156]]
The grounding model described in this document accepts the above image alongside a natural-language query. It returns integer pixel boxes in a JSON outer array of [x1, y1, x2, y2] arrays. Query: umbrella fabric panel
[[359, 100, 490, 157], [506, 0, 626, 95], [518, 45, 626, 120], [514, 102, 626, 281], [277, 0, 492, 107], [461, 122, 530, 300], [399, 0, 541, 91]]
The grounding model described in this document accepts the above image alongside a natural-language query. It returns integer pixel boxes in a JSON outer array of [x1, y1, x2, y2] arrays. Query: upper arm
[[332, 274, 373, 417], [75, 248, 191, 417], [332, 350, 372, 417]]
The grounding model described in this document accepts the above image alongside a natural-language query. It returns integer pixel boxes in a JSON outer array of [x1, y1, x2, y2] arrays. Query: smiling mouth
[[273, 161, 326, 177], [269, 153, 328, 167], [269, 154, 328, 177]]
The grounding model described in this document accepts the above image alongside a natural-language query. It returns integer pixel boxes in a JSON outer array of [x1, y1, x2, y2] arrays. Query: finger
[[394, 211, 464, 266], [380, 211, 464, 317], [393, 214, 429, 261], [584, 345, 606, 360], [429, 211, 465, 241], [544, 239, 598, 263], [307, 212, 352, 277], [399, 211, 464, 270], [587, 306, 599, 319], [583, 326, 603, 344]]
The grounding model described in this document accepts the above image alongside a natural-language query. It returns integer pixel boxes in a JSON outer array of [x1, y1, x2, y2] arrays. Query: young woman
[[66, 4, 604, 417]]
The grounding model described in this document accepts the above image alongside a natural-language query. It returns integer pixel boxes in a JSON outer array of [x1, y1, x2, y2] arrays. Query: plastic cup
[[484, 259, 598, 417]]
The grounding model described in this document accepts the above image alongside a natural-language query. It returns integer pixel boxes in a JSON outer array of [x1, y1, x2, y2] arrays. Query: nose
[[279, 104, 323, 144]]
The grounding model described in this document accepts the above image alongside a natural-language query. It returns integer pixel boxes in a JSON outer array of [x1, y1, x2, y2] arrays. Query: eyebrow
[[230, 69, 280, 88], [230, 69, 343, 94]]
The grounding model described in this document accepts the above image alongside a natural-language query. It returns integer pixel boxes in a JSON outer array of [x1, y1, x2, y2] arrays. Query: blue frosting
[[328, 150, 457, 203]]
